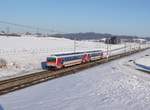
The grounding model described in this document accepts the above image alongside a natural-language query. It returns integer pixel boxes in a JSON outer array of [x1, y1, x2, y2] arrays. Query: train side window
[[47, 57, 56, 62]]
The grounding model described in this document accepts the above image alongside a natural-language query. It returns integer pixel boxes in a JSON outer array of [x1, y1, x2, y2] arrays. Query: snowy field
[[0, 49, 150, 110], [0, 35, 129, 79]]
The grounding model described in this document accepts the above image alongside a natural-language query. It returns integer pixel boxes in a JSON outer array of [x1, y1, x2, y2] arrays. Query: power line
[[0, 20, 60, 33]]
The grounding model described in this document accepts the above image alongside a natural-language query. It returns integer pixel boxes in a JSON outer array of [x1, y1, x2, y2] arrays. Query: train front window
[[47, 57, 56, 62]]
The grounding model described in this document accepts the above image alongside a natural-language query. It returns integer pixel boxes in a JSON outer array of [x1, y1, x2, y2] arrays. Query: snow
[[135, 56, 150, 67], [0, 49, 150, 110], [0, 35, 129, 79], [134, 56, 150, 72]]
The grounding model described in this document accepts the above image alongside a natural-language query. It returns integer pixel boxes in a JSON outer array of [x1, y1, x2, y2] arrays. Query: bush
[[0, 58, 7, 68], [41, 61, 47, 70]]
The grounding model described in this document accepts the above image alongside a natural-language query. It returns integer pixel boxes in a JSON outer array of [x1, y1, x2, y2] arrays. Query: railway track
[[0, 48, 149, 95]]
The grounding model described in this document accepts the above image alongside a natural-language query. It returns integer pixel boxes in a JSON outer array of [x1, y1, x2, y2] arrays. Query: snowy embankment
[[0, 35, 126, 79], [134, 56, 150, 72], [0, 49, 150, 110]]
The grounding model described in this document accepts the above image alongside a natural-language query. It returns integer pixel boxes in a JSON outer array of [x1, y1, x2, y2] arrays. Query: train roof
[[51, 52, 83, 56], [85, 50, 102, 53], [50, 50, 103, 57]]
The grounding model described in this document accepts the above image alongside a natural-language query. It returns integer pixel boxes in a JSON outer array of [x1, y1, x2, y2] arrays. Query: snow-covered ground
[[0, 35, 148, 79], [0, 35, 130, 79], [0, 49, 150, 110]]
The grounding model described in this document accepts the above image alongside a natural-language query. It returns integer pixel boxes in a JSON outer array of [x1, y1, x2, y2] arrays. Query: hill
[[51, 32, 140, 40]]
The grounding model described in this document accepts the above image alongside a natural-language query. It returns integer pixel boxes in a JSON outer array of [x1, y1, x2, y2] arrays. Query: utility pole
[[139, 42, 141, 51], [124, 41, 127, 54], [6, 26, 9, 37], [74, 37, 76, 53], [109, 43, 111, 56], [106, 43, 109, 60], [130, 43, 132, 53], [36, 28, 39, 34]]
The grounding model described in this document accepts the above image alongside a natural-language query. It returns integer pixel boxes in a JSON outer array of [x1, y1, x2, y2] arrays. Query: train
[[41, 47, 127, 70], [43, 50, 108, 70]]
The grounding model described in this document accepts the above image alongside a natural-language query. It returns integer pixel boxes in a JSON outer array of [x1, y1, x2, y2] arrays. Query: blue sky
[[0, 0, 150, 36]]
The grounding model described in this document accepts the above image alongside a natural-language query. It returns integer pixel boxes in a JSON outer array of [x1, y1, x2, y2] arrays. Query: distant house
[[99, 38, 106, 42], [25, 32, 32, 35], [105, 36, 121, 44], [133, 38, 147, 43]]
